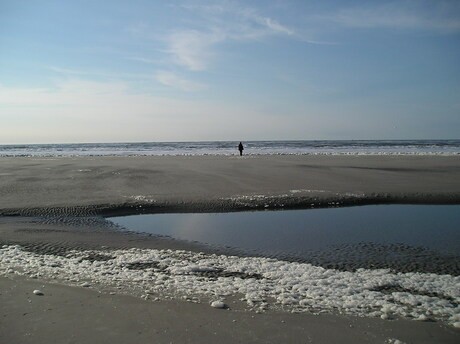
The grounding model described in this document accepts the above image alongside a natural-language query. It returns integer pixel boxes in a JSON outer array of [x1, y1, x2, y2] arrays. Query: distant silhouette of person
[[238, 142, 244, 156]]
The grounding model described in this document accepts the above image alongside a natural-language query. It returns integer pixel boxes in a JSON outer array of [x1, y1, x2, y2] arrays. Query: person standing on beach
[[238, 142, 244, 156]]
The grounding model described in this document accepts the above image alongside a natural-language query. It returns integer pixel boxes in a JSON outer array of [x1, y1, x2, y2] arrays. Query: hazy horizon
[[1, 138, 460, 147]]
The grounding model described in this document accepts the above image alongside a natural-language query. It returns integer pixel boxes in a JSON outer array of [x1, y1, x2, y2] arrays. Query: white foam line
[[3, 152, 460, 158], [1, 245, 459, 327]]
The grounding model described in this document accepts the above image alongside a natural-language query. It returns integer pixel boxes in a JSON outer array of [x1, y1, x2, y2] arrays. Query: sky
[[1, 0, 459, 144]]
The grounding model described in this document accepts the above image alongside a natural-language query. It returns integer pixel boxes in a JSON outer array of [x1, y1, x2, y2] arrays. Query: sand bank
[[0, 155, 459, 216]]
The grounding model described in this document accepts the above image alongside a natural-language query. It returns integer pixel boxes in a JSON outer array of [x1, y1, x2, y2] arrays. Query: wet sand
[[0, 155, 459, 216], [1, 155, 460, 343]]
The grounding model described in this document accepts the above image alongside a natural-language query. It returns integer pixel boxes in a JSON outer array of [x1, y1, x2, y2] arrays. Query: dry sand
[[0, 155, 459, 216], [1, 274, 459, 344], [1, 155, 460, 343]]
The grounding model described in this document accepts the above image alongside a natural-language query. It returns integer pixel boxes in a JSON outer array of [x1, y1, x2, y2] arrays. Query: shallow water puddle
[[109, 205, 460, 261]]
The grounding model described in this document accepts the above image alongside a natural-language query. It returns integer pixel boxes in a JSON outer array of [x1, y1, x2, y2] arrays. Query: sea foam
[[1, 244, 459, 326]]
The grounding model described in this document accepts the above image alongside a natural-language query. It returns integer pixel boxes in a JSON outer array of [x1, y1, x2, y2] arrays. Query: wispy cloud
[[330, 0, 460, 33], [155, 70, 205, 91], [233, 6, 295, 37], [163, 2, 299, 71], [47, 66, 89, 75], [258, 17, 294, 36], [165, 30, 224, 71], [48, 65, 205, 93]]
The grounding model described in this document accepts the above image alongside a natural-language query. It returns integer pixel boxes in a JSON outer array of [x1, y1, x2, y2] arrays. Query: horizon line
[[1, 138, 459, 146]]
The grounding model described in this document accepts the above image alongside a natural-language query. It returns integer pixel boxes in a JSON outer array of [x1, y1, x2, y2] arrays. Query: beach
[[1, 155, 460, 343], [2, 275, 459, 344], [1, 155, 459, 216]]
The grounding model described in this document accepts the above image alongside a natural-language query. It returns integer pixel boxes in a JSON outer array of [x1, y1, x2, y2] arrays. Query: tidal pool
[[109, 205, 460, 273]]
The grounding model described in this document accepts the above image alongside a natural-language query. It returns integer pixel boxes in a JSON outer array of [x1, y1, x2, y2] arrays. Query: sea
[[0, 139, 459, 157]]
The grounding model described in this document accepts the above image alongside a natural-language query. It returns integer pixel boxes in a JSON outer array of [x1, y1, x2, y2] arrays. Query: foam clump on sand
[[1, 245, 459, 327], [387, 339, 406, 344], [210, 301, 226, 309]]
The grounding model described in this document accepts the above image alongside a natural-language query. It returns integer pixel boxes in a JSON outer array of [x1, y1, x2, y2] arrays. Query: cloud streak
[[155, 70, 205, 91], [259, 17, 294, 36], [330, 0, 460, 33]]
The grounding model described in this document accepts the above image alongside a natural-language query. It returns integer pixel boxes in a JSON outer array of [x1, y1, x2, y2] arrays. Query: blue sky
[[1, 0, 459, 143]]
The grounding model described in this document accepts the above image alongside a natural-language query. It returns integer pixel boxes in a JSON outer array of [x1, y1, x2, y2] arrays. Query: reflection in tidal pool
[[110, 205, 460, 262]]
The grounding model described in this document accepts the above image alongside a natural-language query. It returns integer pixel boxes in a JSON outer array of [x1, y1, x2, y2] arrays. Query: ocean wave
[[1, 140, 459, 157]]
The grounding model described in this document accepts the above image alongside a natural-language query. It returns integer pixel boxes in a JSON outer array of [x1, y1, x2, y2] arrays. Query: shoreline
[[2, 138, 459, 158], [2, 152, 460, 157]]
